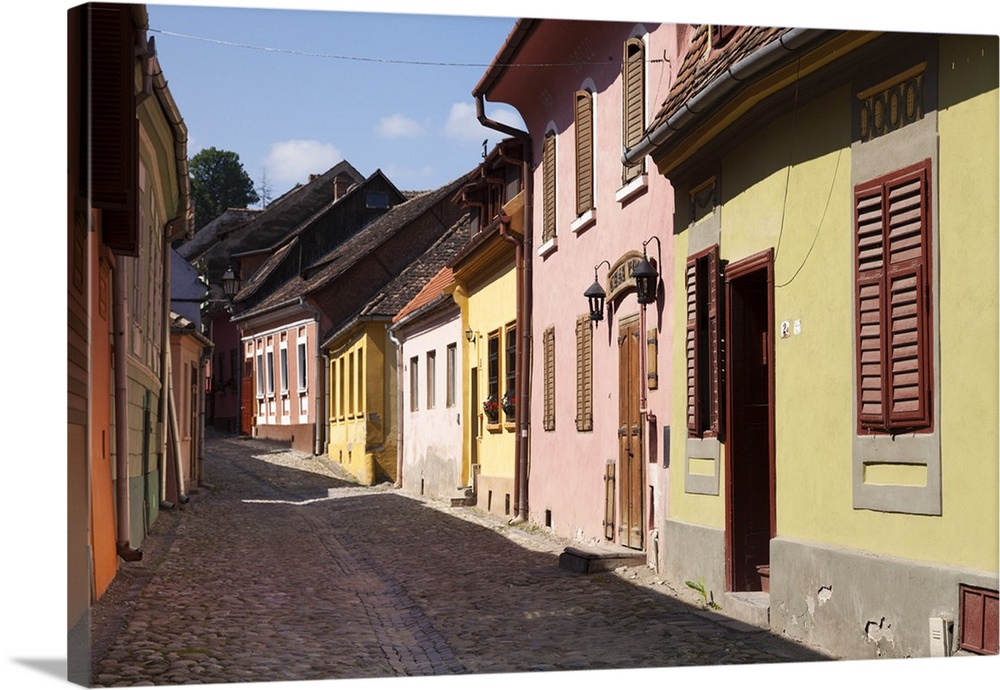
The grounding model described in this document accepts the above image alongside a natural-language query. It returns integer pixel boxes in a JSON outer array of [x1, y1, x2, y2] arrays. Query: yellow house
[[628, 26, 998, 658]]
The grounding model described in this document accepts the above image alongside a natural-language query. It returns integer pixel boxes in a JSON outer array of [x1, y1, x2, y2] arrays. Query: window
[[446, 343, 457, 408], [543, 326, 556, 431], [230, 348, 239, 385], [265, 349, 275, 397], [410, 356, 419, 412], [348, 352, 355, 416], [575, 315, 593, 432], [686, 245, 723, 438], [575, 90, 594, 215], [297, 341, 308, 391], [541, 132, 557, 243], [487, 331, 500, 409], [504, 325, 516, 422], [622, 37, 646, 184], [279, 344, 288, 394], [256, 352, 264, 399], [854, 160, 932, 434], [426, 350, 437, 409], [216, 353, 225, 387], [366, 190, 389, 209]]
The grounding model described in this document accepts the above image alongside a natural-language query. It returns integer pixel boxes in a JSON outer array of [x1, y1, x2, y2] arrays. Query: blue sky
[[146, 2, 527, 197]]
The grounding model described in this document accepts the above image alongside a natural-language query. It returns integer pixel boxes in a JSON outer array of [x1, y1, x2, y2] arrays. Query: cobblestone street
[[88, 433, 835, 686]]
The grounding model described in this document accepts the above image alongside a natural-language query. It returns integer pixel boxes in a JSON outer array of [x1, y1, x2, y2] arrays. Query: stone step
[[721, 590, 770, 630], [558, 545, 646, 574]]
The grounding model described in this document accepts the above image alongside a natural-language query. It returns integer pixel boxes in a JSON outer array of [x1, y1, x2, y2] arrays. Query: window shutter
[[575, 91, 594, 216], [885, 164, 931, 430], [543, 326, 556, 431], [576, 316, 593, 432], [854, 160, 932, 433], [622, 38, 645, 184], [542, 133, 557, 242], [685, 257, 700, 435], [707, 246, 723, 436], [87, 3, 139, 255]]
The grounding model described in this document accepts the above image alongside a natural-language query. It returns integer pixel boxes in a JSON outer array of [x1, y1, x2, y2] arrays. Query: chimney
[[333, 174, 351, 200]]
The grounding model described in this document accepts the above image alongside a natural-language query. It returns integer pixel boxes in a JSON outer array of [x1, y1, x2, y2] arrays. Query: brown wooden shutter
[[575, 91, 594, 215], [622, 38, 645, 184], [707, 246, 723, 436], [575, 315, 593, 432], [543, 326, 556, 431], [885, 162, 931, 430], [685, 257, 700, 435], [542, 133, 557, 242], [87, 3, 139, 255], [854, 160, 932, 433]]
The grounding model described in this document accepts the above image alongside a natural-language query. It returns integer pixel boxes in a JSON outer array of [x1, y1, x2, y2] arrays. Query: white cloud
[[443, 102, 525, 143], [264, 140, 343, 189], [376, 114, 426, 139]]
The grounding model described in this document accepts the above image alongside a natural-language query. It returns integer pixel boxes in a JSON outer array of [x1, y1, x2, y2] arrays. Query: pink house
[[474, 19, 689, 571]]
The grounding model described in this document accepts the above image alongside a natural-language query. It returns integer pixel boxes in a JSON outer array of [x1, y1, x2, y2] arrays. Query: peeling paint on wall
[[818, 585, 832, 605]]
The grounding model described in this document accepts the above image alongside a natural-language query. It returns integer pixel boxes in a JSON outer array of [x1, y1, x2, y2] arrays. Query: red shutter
[[885, 164, 931, 430], [855, 160, 932, 433], [707, 246, 723, 436], [87, 3, 139, 255], [685, 257, 699, 435]]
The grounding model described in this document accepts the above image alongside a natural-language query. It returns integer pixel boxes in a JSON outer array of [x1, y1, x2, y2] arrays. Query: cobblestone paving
[[89, 433, 835, 685]]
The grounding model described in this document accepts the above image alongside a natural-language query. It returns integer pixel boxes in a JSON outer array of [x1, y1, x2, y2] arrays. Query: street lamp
[[634, 237, 661, 306], [221, 265, 241, 303], [585, 260, 611, 322]]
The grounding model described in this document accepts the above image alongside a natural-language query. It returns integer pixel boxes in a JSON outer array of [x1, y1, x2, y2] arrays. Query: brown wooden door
[[725, 252, 774, 592], [618, 318, 644, 550], [240, 357, 254, 435]]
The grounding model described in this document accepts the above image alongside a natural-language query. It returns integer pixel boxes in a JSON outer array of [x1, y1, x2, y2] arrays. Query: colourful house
[[472, 20, 686, 564], [68, 3, 192, 679], [322, 179, 471, 484], [391, 266, 466, 503], [629, 25, 999, 658]]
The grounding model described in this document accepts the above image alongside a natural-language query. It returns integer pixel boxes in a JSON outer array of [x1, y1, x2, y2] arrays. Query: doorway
[[724, 250, 774, 592], [618, 317, 644, 550]]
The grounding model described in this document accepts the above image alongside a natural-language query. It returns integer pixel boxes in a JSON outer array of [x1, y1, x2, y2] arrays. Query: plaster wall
[[399, 311, 464, 502], [246, 317, 318, 443], [496, 21, 680, 551]]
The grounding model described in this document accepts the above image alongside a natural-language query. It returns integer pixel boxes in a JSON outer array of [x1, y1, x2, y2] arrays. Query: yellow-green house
[[629, 26, 998, 659]]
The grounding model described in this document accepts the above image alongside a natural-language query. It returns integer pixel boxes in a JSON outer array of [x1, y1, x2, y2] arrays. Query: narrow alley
[[87, 433, 833, 686]]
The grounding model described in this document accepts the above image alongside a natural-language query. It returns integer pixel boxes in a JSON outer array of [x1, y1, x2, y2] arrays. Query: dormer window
[[365, 190, 389, 209], [710, 25, 738, 50]]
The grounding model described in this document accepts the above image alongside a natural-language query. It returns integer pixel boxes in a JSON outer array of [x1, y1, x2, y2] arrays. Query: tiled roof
[[392, 265, 455, 325], [648, 25, 792, 133], [233, 171, 474, 324], [323, 215, 470, 346], [177, 208, 260, 264]]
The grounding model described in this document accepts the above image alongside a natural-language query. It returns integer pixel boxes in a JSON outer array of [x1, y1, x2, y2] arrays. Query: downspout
[[112, 258, 141, 561], [158, 235, 171, 504], [165, 344, 188, 504], [622, 28, 827, 168], [476, 94, 533, 525], [387, 328, 404, 488], [299, 298, 326, 455]]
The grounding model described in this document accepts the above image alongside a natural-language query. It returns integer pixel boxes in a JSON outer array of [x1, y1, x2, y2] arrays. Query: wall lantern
[[465, 327, 476, 343], [221, 265, 241, 302], [585, 260, 611, 321], [634, 237, 661, 306]]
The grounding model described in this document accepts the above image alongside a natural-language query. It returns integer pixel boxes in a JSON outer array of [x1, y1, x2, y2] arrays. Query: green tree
[[189, 147, 260, 231]]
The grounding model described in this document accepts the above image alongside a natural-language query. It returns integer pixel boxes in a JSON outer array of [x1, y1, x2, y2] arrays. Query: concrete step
[[558, 545, 646, 574], [722, 590, 770, 630]]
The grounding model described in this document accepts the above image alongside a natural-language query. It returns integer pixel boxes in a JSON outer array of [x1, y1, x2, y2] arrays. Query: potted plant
[[501, 390, 515, 421], [482, 395, 499, 424]]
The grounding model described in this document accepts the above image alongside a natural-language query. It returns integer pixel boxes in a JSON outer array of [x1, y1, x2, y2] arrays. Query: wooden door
[[240, 357, 254, 435], [725, 252, 774, 592], [618, 318, 644, 550]]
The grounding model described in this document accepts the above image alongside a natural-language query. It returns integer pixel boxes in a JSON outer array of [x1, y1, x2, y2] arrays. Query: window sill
[[616, 174, 648, 205], [571, 208, 596, 235], [486, 423, 503, 434], [537, 236, 558, 258]]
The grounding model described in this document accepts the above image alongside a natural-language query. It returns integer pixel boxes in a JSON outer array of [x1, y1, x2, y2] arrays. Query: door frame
[[617, 314, 644, 550], [723, 248, 775, 592]]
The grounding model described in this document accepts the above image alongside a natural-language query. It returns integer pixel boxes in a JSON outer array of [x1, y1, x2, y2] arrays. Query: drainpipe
[[112, 258, 141, 561], [476, 94, 533, 525], [158, 242, 171, 503], [299, 298, 326, 455], [165, 342, 187, 504], [198, 349, 209, 487], [387, 328, 404, 488]]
